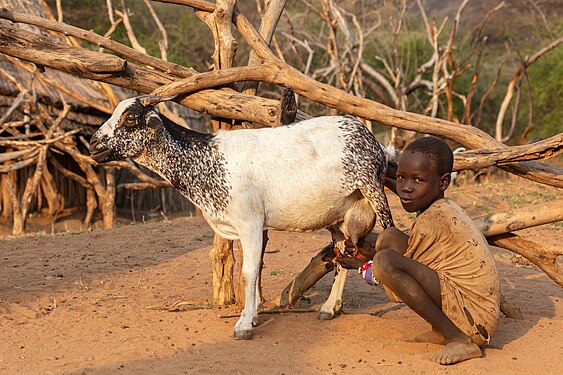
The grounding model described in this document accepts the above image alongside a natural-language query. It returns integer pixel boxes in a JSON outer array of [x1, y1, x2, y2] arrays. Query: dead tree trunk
[[197, 0, 239, 307], [279, 242, 337, 307], [12, 145, 48, 235], [488, 234, 562, 286], [40, 166, 64, 217], [210, 233, 236, 305]]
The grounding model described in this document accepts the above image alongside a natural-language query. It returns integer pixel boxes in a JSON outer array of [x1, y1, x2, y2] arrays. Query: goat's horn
[[138, 94, 178, 107]]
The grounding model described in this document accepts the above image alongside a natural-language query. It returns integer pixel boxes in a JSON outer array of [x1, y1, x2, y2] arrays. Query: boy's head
[[396, 137, 453, 213], [403, 137, 454, 176]]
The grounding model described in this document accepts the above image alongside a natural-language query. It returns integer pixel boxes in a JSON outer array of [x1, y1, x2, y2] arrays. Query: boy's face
[[396, 150, 450, 213]]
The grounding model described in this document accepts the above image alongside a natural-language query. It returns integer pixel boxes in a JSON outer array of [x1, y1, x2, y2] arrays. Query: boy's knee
[[373, 248, 398, 278], [375, 227, 407, 252]]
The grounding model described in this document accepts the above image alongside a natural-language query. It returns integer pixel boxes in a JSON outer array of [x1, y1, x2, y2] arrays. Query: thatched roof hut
[[0, 0, 118, 133], [0, 0, 201, 234]]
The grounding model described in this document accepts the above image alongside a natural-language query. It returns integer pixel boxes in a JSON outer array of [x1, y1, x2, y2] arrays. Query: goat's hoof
[[233, 329, 253, 340], [317, 311, 336, 321]]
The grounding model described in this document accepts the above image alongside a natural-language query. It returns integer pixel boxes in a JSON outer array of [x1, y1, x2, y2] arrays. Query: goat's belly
[[263, 197, 356, 232]]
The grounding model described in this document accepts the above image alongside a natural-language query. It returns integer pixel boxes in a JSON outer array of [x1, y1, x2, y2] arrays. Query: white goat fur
[[90, 96, 394, 339]]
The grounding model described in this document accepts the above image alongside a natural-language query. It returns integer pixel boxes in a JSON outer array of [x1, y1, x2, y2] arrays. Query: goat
[[89, 95, 395, 339]]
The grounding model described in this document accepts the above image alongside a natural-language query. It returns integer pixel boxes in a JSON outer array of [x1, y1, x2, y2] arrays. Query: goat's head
[[89, 95, 176, 163]]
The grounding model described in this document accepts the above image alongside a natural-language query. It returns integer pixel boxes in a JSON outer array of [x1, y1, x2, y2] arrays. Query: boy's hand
[[335, 254, 365, 269], [345, 237, 376, 261], [336, 235, 377, 269]]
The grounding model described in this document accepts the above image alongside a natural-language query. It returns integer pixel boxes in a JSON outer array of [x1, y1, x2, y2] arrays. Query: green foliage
[[502, 192, 534, 209], [529, 190, 557, 202], [522, 46, 563, 140], [45, 0, 213, 70], [47, 0, 111, 35]]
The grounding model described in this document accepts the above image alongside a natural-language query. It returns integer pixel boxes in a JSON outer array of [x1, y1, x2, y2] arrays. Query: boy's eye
[[396, 175, 404, 181], [415, 177, 424, 183]]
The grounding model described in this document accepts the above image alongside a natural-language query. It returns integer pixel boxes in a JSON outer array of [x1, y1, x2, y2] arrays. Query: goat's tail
[[382, 143, 399, 194], [383, 143, 400, 169]]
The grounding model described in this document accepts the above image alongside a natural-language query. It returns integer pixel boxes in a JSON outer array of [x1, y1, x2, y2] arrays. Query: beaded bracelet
[[357, 260, 380, 286]]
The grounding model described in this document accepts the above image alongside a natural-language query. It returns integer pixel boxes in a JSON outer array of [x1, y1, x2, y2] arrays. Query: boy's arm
[[336, 228, 410, 269], [336, 232, 378, 269]]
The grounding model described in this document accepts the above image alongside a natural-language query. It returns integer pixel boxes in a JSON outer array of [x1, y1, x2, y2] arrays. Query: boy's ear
[[440, 173, 451, 191]]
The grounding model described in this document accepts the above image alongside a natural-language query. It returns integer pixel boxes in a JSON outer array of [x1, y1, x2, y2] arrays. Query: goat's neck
[[136, 129, 230, 216]]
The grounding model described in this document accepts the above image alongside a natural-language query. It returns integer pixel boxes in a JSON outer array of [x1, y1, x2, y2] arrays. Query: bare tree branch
[[1, 7, 562, 188], [453, 133, 562, 170], [242, 0, 287, 95], [144, 0, 169, 61], [117, 0, 147, 54], [495, 36, 563, 141]]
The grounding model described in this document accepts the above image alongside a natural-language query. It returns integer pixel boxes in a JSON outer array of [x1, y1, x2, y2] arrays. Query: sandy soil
[[0, 178, 561, 375]]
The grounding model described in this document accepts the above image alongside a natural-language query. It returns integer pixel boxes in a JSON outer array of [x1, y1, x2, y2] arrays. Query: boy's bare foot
[[407, 329, 446, 344], [431, 341, 482, 365]]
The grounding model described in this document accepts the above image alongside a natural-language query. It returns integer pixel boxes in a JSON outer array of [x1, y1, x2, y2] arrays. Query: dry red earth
[[0, 177, 561, 374]]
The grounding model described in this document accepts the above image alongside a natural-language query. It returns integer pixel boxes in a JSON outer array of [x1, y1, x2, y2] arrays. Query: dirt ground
[[0, 177, 561, 375]]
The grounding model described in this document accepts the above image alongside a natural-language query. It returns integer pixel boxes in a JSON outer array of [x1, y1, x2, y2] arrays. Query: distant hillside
[[422, 0, 562, 46]]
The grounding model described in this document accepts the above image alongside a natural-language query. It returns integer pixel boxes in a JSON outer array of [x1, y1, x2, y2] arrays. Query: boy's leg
[[373, 248, 481, 365], [374, 228, 411, 303], [375, 227, 409, 255]]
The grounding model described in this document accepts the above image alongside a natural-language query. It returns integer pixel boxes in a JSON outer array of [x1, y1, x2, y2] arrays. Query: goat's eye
[[124, 113, 136, 126]]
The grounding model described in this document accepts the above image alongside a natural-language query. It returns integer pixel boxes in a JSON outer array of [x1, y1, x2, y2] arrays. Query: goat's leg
[[318, 237, 364, 320], [318, 265, 347, 320], [255, 230, 269, 311], [233, 226, 263, 340], [317, 230, 352, 320]]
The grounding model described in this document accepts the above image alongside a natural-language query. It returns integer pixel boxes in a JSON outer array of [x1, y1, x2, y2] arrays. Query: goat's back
[[213, 116, 386, 232]]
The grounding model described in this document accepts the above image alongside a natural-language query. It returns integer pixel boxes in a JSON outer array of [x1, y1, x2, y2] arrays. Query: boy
[[338, 137, 500, 365]]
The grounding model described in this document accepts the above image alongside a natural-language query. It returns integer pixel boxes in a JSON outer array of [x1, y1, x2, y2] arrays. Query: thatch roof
[[0, 0, 125, 133], [0, 0, 206, 222]]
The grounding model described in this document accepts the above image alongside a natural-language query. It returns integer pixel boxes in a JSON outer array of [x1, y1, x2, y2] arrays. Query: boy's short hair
[[404, 137, 453, 175]]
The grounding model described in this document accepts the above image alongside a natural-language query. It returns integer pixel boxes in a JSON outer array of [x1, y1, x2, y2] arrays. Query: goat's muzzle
[[89, 136, 112, 163]]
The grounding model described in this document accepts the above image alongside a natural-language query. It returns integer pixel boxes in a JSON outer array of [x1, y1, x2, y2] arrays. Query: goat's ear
[[146, 113, 163, 131], [138, 94, 178, 107]]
